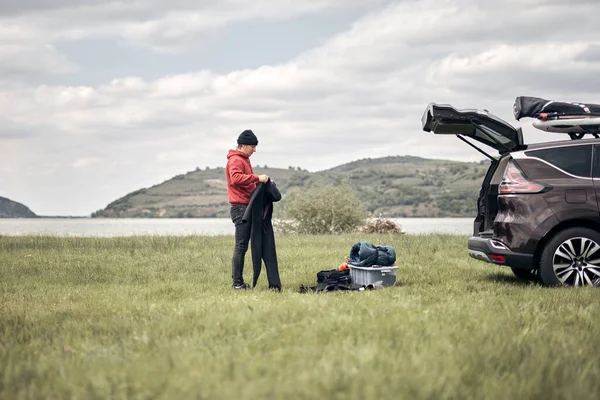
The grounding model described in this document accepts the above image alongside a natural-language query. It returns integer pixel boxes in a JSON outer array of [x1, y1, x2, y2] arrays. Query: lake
[[0, 218, 474, 237]]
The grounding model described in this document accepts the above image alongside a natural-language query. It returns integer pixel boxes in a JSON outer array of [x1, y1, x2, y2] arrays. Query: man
[[226, 129, 269, 289]]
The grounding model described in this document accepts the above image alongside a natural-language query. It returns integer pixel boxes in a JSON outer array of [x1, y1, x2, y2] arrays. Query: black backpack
[[298, 269, 356, 293]]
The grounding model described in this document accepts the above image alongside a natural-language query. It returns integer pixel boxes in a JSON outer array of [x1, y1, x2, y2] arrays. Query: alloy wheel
[[553, 237, 600, 287]]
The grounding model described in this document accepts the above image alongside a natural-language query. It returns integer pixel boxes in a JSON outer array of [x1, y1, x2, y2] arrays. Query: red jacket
[[226, 150, 259, 205]]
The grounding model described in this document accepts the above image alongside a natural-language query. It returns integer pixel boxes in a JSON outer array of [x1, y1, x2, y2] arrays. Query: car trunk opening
[[474, 155, 511, 237]]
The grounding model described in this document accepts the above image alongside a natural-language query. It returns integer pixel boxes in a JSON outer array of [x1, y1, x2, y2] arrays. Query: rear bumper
[[468, 236, 534, 269]]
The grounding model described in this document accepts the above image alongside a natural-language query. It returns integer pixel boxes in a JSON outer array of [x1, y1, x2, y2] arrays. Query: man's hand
[[258, 174, 269, 183]]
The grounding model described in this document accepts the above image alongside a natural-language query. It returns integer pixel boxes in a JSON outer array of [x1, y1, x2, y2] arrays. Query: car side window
[[594, 145, 600, 178], [526, 145, 592, 178]]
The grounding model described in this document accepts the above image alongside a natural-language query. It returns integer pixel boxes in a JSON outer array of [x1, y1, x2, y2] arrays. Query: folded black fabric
[[514, 96, 600, 120]]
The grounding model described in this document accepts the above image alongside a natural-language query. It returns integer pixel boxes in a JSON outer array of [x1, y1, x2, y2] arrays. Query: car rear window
[[525, 145, 592, 177]]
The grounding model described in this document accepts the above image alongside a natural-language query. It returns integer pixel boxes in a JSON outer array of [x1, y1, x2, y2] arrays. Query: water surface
[[0, 218, 474, 237]]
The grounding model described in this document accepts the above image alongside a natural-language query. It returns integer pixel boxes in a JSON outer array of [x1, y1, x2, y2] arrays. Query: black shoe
[[232, 283, 250, 290]]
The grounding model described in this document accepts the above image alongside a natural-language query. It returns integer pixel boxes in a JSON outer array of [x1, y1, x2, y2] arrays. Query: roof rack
[[532, 116, 600, 140]]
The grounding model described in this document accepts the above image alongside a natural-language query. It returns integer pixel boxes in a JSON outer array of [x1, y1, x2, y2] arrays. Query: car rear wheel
[[510, 267, 539, 281], [539, 227, 600, 287]]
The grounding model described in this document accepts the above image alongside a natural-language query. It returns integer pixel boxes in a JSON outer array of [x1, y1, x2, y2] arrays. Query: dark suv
[[422, 100, 600, 287]]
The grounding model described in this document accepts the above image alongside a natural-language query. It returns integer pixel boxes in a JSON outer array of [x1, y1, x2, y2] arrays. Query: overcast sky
[[1, 0, 600, 216]]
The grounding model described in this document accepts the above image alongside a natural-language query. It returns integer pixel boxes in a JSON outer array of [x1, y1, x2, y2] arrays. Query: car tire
[[510, 267, 539, 281], [539, 227, 600, 287]]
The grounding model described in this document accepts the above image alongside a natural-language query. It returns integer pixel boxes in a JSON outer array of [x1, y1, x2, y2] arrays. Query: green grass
[[1, 234, 598, 400]]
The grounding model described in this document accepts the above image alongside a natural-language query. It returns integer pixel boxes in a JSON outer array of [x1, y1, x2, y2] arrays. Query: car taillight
[[489, 254, 506, 263], [499, 160, 546, 194]]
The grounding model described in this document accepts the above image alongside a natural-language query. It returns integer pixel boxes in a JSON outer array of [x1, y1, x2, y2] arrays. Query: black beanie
[[237, 129, 259, 146]]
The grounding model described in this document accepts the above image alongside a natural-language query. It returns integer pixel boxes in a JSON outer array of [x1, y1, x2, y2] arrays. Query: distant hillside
[[0, 197, 37, 218], [92, 155, 489, 218]]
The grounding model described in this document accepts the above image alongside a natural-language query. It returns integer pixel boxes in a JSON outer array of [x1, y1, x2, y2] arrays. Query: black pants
[[230, 205, 250, 285]]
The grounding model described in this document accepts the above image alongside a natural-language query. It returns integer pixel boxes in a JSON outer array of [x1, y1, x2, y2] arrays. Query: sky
[[1, 0, 600, 216]]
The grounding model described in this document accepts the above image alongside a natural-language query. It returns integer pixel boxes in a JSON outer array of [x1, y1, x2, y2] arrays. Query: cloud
[[0, 44, 78, 77], [0, 0, 386, 52], [576, 44, 600, 62], [0, 117, 39, 139], [156, 150, 197, 163], [3, 1, 600, 135], [72, 157, 104, 168], [425, 42, 600, 99], [0, 0, 108, 16]]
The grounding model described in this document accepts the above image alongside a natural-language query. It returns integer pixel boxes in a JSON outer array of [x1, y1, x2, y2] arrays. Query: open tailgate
[[422, 103, 524, 154]]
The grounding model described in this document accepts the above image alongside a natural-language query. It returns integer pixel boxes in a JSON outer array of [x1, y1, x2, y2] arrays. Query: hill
[[0, 196, 37, 218], [92, 155, 489, 218]]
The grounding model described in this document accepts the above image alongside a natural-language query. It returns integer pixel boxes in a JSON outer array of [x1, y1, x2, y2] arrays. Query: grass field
[[1, 234, 598, 399]]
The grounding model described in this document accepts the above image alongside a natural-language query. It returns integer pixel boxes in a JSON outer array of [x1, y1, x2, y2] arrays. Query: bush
[[360, 217, 404, 234], [277, 182, 367, 234]]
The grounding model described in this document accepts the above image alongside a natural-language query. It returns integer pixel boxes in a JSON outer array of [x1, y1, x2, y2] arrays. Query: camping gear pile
[[298, 241, 398, 293]]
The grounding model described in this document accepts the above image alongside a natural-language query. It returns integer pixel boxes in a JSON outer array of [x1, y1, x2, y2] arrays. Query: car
[[421, 97, 600, 287]]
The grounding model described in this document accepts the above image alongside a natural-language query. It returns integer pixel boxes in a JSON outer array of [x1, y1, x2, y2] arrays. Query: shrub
[[276, 182, 367, 234], [360, 217, 404, 234]]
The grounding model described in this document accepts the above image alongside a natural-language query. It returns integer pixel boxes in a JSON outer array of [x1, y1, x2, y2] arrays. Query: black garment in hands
[[242, 180, 282, 289]]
